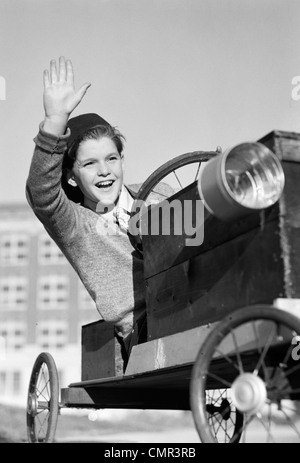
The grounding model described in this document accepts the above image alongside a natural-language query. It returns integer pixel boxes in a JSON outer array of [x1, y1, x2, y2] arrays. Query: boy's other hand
[[43, 56, 91, 136]]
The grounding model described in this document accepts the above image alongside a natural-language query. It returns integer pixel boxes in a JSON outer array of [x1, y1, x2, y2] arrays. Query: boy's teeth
[[97, 181, 113, 188]]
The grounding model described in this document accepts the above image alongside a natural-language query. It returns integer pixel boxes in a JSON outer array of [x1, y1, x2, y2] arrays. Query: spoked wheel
[[27, 352, 59, 443], [205, 388, 244, 443], [128, 149, 219, 250], [190, 305, 300, 443], [133, 149, 218, 206]]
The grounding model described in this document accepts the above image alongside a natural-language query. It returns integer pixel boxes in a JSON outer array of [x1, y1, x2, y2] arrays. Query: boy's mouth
[[95, 180, 115, 189]]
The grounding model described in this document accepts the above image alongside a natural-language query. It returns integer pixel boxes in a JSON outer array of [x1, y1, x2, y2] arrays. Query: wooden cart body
[[60, 129, 300, 411]]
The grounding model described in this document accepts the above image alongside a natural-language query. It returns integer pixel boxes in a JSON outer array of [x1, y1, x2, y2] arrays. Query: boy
[[26, 57, 172, 369]]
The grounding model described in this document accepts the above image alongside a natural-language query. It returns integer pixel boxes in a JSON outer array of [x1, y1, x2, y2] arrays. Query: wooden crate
[[143, 130, 300, 341], [81, 320, 123, 380]]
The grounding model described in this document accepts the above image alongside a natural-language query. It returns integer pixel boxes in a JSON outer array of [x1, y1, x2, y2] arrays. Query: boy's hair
[[62, 124, 126, 203]]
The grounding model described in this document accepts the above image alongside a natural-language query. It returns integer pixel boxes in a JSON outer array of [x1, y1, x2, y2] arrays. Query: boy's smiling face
[[69, 136, 125, 211]]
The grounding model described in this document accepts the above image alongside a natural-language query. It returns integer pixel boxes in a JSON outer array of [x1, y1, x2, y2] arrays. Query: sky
[[0, 0, 300, 204]]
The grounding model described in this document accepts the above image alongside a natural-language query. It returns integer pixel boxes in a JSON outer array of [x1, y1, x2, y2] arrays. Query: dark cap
[[67, 113, 111, 150]]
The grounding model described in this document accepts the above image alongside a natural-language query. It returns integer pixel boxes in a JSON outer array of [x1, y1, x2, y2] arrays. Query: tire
[[26, 352, 59, 443], [190, 305, 300, 443]]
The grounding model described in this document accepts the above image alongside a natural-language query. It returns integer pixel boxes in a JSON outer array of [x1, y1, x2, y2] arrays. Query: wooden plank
[[277, 161, 300, 298], [125, 324, 216, 375], [146, 218, 285, 340], [142, 181, 277, 279], [259, 130, 300, 163], [61, 385, 190, 410], [81, 320, 123, 380], [260, 131, 300, 297], [62, 364, 194, 409], [125, 318, 280, 375]]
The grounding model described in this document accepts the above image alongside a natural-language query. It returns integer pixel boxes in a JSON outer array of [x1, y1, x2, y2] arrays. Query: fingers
[[58, 56, 66, 81], [66, 59, 74, 84], [43, 56, 91, 106], [50, 59, 57, 84], [46, 57, 69, 84]]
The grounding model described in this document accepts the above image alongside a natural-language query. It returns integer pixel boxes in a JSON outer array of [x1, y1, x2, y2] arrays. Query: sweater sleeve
[[25, 123, 79, 240]]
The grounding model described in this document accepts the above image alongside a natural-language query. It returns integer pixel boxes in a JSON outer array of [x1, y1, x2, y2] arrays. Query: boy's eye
[[83, 161, 95, 167], [108, 156, 118, 162]]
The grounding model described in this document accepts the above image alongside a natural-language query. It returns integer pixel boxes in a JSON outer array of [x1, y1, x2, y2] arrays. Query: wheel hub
[[27, 393, 38, 417], [231, 373, 267, 414]]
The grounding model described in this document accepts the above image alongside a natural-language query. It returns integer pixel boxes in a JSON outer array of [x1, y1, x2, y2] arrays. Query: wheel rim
[[129, 150, 218, 251], [26, 353, 59, 443], [190, 305, 300, 443]]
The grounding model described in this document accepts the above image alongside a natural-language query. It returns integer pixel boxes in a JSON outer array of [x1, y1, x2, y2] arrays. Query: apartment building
[[0, 202, 99, 406]]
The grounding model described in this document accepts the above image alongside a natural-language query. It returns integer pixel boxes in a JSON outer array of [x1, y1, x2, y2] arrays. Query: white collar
[[117, 185, 134, 213]]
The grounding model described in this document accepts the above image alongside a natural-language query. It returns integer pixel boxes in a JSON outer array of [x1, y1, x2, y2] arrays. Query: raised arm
[[26, 57, 90, 238]]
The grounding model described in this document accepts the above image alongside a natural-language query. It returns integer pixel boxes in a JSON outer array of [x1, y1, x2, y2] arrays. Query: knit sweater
[[26, 124, 173, 339]]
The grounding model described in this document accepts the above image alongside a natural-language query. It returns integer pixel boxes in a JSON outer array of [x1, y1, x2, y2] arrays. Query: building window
[[0, 233, 29, 266], [0, 322, 26, 350], [37, 275, 69, 310], [36, 320, 68, 349], [0, 277, 27, 310], [38, 233, 66, 264], [78, 281, 97, 311]]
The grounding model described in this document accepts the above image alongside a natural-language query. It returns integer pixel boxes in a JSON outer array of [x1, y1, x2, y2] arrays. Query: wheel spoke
[[193, 163, 201, 182], [36, 383, 50, 402], [150, 189, 169, 199], [252, 321, 270, 382], [36, 411, 49, 441], [280, 341, 295, 367], [279, 407, 300, 438], [241, 413, 256, 443], [206, 388, 243, 442], [285, 362, 300, 378], [229, 328, 244, 373], [172, 169, 183, 189], [253, 322, 277, 375], [214, 416, 228, 438], [255, 412, 276, 443], [209, 414, 218, 438], [206, 371, 232, 388], [214, 347, 241, 373], [278, 401, 299, 413], [277, 387, 300, 397], [36, 365, 50, 399], [42, 366, 51, 398]]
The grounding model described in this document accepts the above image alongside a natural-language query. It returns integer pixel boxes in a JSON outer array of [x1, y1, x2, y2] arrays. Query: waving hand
[[43, 57, 91, 135]]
